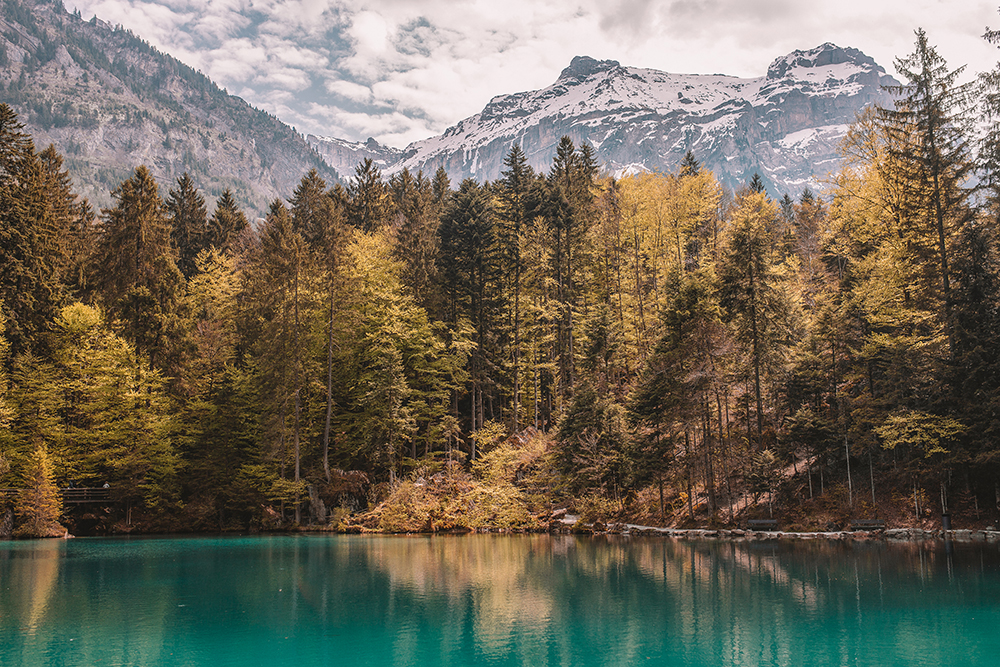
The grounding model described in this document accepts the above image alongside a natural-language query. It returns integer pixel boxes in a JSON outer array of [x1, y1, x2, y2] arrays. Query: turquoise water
[[1, 534, 998, 666]]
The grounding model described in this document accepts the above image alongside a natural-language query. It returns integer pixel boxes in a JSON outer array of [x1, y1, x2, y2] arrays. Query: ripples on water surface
[[1, 534, 998, 666]]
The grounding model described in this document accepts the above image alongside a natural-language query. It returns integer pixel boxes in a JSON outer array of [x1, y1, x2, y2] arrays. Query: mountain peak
[[558, 56, 621, 82], [766, 43, 879, 80]]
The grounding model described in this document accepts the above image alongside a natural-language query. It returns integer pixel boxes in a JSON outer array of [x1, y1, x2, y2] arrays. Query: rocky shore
[[547, 513, 1000, 542]]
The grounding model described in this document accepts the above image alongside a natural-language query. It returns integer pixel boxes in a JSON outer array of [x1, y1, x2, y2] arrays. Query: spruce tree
[[718, 190, 786, 448], [879, 28, 973, 356], [390, 169, 439, 313], [209, 189, 249, 254], [347, 158, 391, 233], [90, 166, 185, 369], [289, 169, 349, 483], [0, 109, 72, 356], [679, 150, 700, 177], [438, 179, 502, 438], [250, 200, 313, 521], [497, 145, 534, 431], [167, 173, 209, 279]]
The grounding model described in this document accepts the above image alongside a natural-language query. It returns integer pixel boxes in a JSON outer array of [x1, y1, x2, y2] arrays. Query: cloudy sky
[[64, 0, 999, 148]]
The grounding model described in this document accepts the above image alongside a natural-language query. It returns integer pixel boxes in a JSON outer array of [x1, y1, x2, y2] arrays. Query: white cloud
[[66, 0, 1000, 147]]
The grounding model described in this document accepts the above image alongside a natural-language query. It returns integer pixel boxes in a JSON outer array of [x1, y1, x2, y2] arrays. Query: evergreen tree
[[289, 168, 333, 248], [879, 29, 974, 356], [289, 169, 350, 483], [167, 173, 209, 279], [438, 179, 503, 439], [718, 191, 786, 448], [248, 200, 314, 522], [979, 12, 1000, 209], [432, 166, 452, 208], [347, 158, 391, 233], [0, 109, 71, 356], [497, 144, 534, 430], [90, 166, 185, 370], [390, 169, 440, 313], [208, 189, 249, 254], [679, 150, 700, 177], [543, 136, 597, 406]]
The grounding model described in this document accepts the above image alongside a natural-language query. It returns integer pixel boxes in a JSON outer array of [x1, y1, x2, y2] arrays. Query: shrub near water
[[356, 427, 550, 532]]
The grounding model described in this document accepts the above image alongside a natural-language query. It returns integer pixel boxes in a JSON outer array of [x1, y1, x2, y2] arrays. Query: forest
[[2, 30, 1000, 537]]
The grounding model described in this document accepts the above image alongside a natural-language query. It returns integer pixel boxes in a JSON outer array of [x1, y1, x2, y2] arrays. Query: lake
[[1, 534, 998, 666]]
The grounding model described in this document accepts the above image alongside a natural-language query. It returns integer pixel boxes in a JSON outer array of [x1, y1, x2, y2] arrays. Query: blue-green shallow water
[[1, 535, 999, 667]]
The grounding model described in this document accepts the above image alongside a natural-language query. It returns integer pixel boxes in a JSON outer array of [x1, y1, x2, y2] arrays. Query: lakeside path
[[552, 516, 1000, 542]]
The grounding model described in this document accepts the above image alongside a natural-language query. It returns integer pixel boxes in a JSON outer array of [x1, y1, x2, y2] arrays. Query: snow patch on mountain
[[309, 43, 896, 196]]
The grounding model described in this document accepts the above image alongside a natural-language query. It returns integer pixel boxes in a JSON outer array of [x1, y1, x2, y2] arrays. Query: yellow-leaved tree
[[15, 444, 64, 537]]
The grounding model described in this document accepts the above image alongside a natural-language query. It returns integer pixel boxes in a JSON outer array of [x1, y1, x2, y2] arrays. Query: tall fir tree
[[347, 158, 392, 233], [90, 166, 185, 370], [167, 173, 210, 279], [209, 189, 249, 254], [879, 28, 974, 358]]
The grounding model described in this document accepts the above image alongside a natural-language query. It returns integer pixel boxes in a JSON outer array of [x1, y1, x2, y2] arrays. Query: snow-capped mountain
[[310, 43, 897, 196], [307, 135, 404, 182]]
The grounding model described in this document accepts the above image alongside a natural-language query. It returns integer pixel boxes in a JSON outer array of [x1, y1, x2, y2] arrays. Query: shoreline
[[560, 523, 1000, 543]]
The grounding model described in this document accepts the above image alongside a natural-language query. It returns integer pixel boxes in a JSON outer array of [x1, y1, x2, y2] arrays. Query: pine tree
[[679, 150, 700, 177], [718, 190, 786, 448], [497, 145, 534, 431], [0, 109, 71, 355], [167, 173, 209, 279], [90, 166, 185, 369], [208, 189, 249, 254], [879, 29, 974, 356], [347, 158, 391, 233]]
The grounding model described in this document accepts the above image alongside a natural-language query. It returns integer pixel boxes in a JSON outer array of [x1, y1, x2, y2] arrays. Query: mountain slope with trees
[[0, 0, 337, 219]]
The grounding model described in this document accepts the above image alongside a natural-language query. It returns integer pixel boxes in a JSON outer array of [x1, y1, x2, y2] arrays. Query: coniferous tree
[[432, 166, 451, 209], [718, 190, 786, 448], [90, 166, 185, 370], [249, 200, 313, 522], [347, 158, 391, 233], [0, 108, 71, 356], [544, 137, 597, 406], [14, 444, 63, 537], [438, 179, 502, 441], [679, 150, 700, 177], [289, 169, 350, 483], [167, 173, 209, 279], [979, 12, 1000, 210], [209, 189, 249, 254], [497, 145, 534, 430], [879, 29, 974, 357], [390, 169, 440, 313]]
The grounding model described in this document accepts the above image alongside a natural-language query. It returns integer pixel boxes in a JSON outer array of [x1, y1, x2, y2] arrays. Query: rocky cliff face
[[0, 0, 336, 219], [311, 44, 897, 196], [306, 135, 403, 182]]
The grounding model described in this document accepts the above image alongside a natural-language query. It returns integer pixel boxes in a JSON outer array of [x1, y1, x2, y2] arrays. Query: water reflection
[[1, 535, 998, 666]]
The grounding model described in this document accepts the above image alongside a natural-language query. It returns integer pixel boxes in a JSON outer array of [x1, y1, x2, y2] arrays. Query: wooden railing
[[0, 487, 111, 504]]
